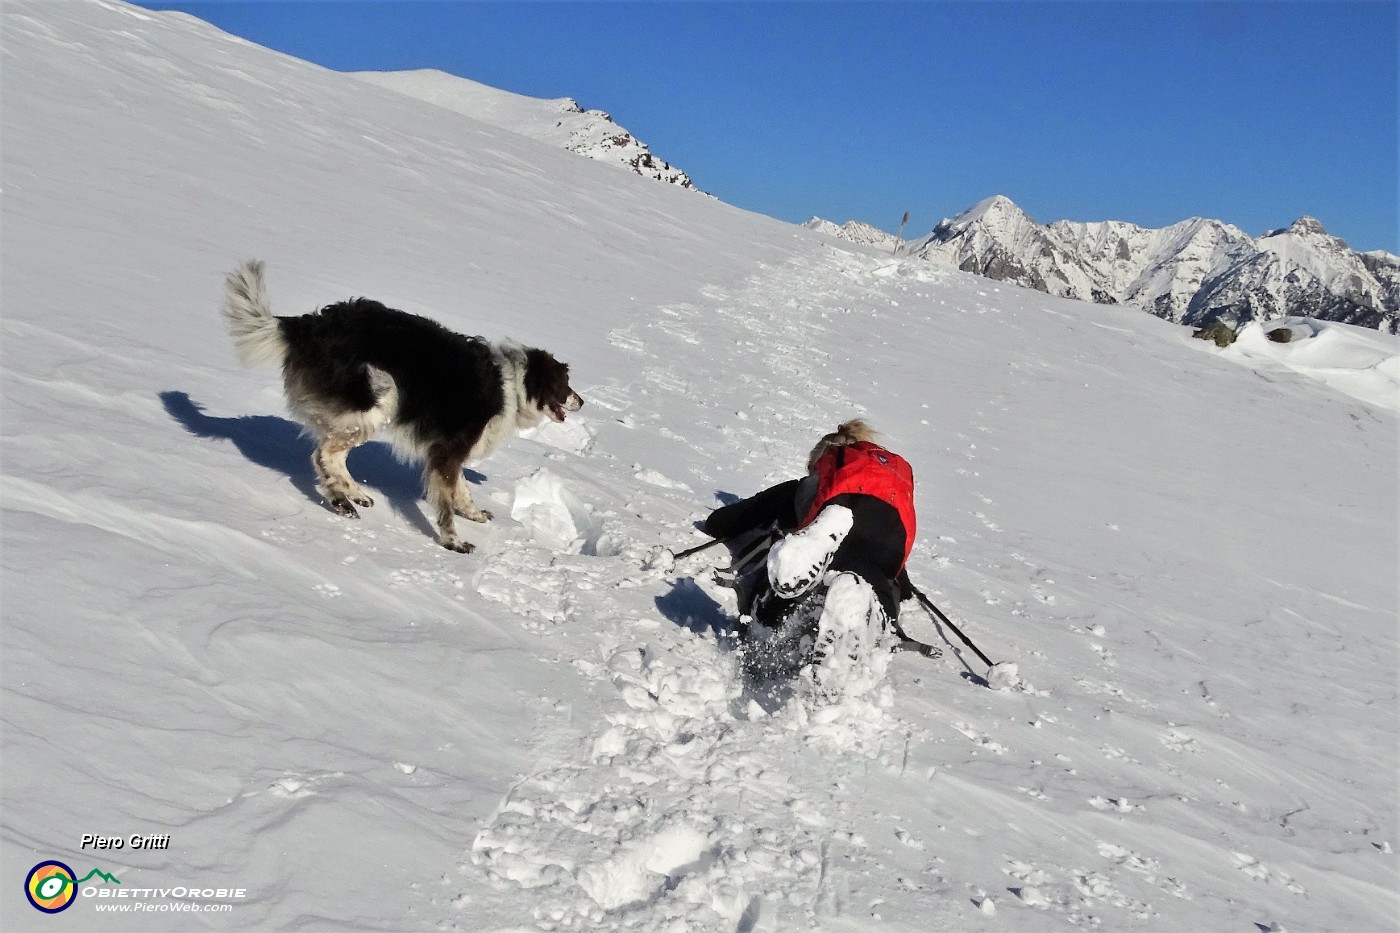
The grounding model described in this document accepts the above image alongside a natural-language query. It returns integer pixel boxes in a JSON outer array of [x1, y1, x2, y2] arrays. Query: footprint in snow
[[1161, 729, 1199, 753], [266, 771, 342, 799], [632, 466, 691, 491], [1231, 852, 1306, 894]]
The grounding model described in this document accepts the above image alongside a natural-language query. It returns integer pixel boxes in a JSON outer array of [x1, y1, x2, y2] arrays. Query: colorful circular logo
[[25, 861, 78, 913]]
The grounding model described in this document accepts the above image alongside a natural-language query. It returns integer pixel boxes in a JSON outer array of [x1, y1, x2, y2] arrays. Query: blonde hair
[[807, 418, 877, 471]]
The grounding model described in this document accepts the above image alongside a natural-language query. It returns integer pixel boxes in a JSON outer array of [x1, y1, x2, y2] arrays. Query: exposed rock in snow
[[353, 68, 701, 191]]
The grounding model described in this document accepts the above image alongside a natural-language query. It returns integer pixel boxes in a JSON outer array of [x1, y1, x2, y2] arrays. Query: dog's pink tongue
[[549, 404, 566, 422]]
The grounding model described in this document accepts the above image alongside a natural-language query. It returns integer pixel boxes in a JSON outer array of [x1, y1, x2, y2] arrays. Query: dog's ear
[[523, 348, 571, 403]]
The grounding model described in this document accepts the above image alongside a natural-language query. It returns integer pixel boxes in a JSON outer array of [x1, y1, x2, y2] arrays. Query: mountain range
[[812, 196, 1399, 333]]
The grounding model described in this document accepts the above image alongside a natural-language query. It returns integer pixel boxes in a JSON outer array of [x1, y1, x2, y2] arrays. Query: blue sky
[[137, 1, 1396, 252]]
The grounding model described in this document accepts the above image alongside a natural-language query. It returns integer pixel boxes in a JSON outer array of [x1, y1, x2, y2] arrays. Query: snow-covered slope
[[354, 68, 699, 190], [908, 196, 1399, 332], [4, 3, 1398, 932]]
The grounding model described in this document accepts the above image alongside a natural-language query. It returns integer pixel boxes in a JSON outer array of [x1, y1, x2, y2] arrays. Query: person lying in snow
[[703, 419, 916, 667]]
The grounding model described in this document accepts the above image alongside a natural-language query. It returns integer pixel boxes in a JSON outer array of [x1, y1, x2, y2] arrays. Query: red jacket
[[801, 441, 917, 568]]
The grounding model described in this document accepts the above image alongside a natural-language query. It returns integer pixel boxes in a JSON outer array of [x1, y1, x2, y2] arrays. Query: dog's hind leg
[[426, 455, 475, 553], [312, 426, 374, 518], [292, 367, 395, 519]]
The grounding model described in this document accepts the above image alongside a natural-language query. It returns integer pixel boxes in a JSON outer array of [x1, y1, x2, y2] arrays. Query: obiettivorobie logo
[[24, 861, 121, 914], [24, 858, 247, 916]]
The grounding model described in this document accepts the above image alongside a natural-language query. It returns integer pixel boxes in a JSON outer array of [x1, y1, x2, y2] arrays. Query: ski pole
[[909, 583, 995, 668], [672, 537, 725, 560], [645, 536, 726, 572]]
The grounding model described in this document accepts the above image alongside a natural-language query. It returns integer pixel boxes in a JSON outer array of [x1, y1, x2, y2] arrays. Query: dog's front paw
[[349, 492, 374, 508], [459, 508, 493, 523], [440, 538, 475, 554]]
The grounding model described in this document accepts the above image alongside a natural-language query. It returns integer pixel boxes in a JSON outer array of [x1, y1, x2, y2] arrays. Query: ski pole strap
[[887, 616, 942, 659], [894, 638, 942, 659], [911, 585, 995, 668]]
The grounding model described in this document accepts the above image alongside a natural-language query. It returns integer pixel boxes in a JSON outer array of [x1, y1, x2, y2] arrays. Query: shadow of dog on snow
[[160, 389, 467, 540]]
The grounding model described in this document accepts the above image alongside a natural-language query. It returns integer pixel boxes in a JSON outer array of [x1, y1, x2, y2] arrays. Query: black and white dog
[[221, 260, 583, 553]]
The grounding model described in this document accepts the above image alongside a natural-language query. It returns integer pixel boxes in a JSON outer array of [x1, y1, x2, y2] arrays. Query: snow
[[947, 194, 1025, 234], [510, 468, 613, 556], [351, 68, 585, 136], [354, 68, 698, 189], [984, 660, 1022, 692], [1223, 319, 1400, 413], [767, 503, 853, 598], [802, 570, 895, 704], [3, 2, 1397, 932]]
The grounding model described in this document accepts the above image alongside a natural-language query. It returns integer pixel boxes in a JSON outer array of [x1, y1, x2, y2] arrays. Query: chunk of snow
[[510, 468, 611, 554]]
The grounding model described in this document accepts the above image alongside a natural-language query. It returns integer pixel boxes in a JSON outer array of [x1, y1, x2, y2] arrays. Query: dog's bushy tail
[[222, 260, 287, 366]]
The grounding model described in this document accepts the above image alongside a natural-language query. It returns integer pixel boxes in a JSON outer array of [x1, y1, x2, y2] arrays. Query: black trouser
[[821, 493, 905, 620]]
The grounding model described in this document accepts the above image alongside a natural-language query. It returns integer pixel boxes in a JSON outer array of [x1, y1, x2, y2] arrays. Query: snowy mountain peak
[[970, 192, 1021, 214], [802, 216, 901, 250], [945, 193, 1033, 234], [352, 68, 700, 191], [1259, 217, 1343, 253], [1278, 215, 1329, 238], [909, 196, 1113, 303]]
